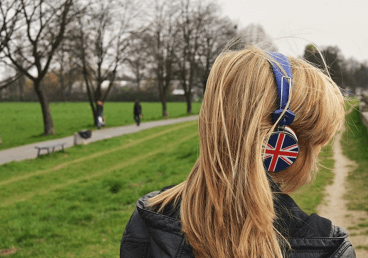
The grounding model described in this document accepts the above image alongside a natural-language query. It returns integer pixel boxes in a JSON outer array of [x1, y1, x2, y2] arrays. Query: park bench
[[35, 142, 66, 157]]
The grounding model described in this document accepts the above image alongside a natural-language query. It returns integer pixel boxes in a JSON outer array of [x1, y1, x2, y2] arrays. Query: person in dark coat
[[120, 46, 355, 258], [133, 99, 142, 126], [96, 100, 105, 129]]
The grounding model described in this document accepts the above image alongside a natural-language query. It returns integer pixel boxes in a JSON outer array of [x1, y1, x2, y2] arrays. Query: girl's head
[[200, 45, 344, 193], [149, 45, 345, 258]]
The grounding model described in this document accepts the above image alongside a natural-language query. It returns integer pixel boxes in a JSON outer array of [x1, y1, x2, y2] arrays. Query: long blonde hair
[[149, 46, 345, 257]]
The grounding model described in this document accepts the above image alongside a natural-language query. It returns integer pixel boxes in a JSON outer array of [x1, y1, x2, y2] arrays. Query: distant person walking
[[133, 100, 142, 126], [96, 100, 105, 129]]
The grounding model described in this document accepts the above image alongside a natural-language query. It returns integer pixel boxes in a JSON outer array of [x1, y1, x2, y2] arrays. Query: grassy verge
[[344, 97, 360, 111], [0, 121, 199, 257], [0, 102, 201, 151], [291, 142, 335, 214], [0, 119, 335, 257], [292, 98, 359, 215], [341, 104, 368, 243]]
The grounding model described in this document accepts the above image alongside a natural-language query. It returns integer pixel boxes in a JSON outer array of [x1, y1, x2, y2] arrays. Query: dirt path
[[317, 125, 368, 257]]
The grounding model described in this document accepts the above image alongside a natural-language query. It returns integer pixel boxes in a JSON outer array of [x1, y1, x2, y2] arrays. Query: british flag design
[[263, 132, 299, 172]]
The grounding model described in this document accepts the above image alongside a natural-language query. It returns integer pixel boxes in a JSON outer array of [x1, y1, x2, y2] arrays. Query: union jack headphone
[[262, 53, 299, 173]]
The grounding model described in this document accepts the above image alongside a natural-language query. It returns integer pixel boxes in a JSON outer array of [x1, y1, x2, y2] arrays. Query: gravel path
[[0, 115, 198, 166], [317, 125, 368, 257]]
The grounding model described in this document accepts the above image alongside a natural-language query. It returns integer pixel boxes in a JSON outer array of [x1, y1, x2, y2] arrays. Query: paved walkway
[[0, 116, 198, 166]]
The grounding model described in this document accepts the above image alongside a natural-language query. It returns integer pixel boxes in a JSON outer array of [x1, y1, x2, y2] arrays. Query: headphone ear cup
[[263, 126, 299, 172]]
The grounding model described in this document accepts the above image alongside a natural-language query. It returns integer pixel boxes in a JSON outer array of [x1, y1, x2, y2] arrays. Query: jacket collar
[[135, 183, 349, 257]]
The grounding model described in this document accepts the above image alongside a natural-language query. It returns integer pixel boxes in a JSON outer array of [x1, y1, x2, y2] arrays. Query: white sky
[[219, 0, 368, 62], [2, 0, 367, 80]]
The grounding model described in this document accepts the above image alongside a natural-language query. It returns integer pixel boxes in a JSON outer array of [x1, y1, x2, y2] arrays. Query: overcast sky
[[219, 0, 368, 62]]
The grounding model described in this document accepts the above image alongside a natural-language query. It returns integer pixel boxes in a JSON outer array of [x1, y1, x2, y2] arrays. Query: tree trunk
[[67, 69, 73, 101], [67, 82, 73, 100], [162, 100, 167, 117], [18, 75, 25, 101], [137, 78, 141, 91], [34, 82, 55, 135], [93, 106, 98, 126], [83, 69, 97, 126], [95, 82, 102, 102], [159, 91, 167, 117], [88, 100, 97, 126], [185, 92, 192, 114], [60, 74, 66, 102]]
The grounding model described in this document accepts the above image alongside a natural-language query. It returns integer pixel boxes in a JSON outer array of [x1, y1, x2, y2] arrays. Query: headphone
[[262, 53, 299, 173]]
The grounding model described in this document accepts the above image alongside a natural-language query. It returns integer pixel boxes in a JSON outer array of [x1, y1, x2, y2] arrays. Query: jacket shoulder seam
[[122, 238, 150, 243], [137, 205, 180, 223], [174, 237, 186, 258], [291, 237, 346, 240], [330, 240, 353, 257]]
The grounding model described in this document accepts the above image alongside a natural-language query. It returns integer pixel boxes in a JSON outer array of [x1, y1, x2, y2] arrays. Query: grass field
[[0, 119, 336, 257], [341, 103, 368, 240], [0, 102, 201, 151], [0, 121, 200, 257]]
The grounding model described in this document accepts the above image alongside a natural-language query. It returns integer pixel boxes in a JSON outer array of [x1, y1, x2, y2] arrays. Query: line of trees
[[2, 0, 368, 139], [2, 1, 368, 139], [1, 0, 246, 134], [303, 44, 368, 92]]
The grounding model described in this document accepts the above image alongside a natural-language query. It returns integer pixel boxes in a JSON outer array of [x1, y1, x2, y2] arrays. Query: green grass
[[291, 98, 359, 215], [344, 97, 360, 111], [0, 118, 335, 257], [357, 245, 368, 251], [0, 102, 201, 151], [341, 105, 368, 215], [0, 121, 199, 257], [291, 142, 335, 214], [340, 103, 368, 247]]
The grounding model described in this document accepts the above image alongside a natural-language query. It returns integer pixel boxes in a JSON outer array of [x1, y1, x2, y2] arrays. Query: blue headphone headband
[[268, 52, 295, 126], [262, 52, 299, 173]]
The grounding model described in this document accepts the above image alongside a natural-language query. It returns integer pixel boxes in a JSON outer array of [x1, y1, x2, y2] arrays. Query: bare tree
[[353, 62, 368, 90], [196, 15, 236, 94], [176, 0, 217, 114], [0, 72, 23, 91], [321, 46, 344, 87], [1, 0, 74, 135], [126, 32, 148, 91], [303, 45, 344, 87], [143, 0, 180, 117], [340, 57, 359, 89], [53, 33, 81, 101], [0, 0, 22, 93], [73, 0, 137, 125], [0, 0, 21, 54]]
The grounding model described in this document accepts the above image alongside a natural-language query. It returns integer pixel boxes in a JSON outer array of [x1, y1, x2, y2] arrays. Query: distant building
[[70, 79, 131, 93], [170, 80, 202, 100]]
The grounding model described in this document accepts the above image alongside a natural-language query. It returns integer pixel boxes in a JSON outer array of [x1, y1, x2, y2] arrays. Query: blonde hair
[[149, 46, 345, 258]]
